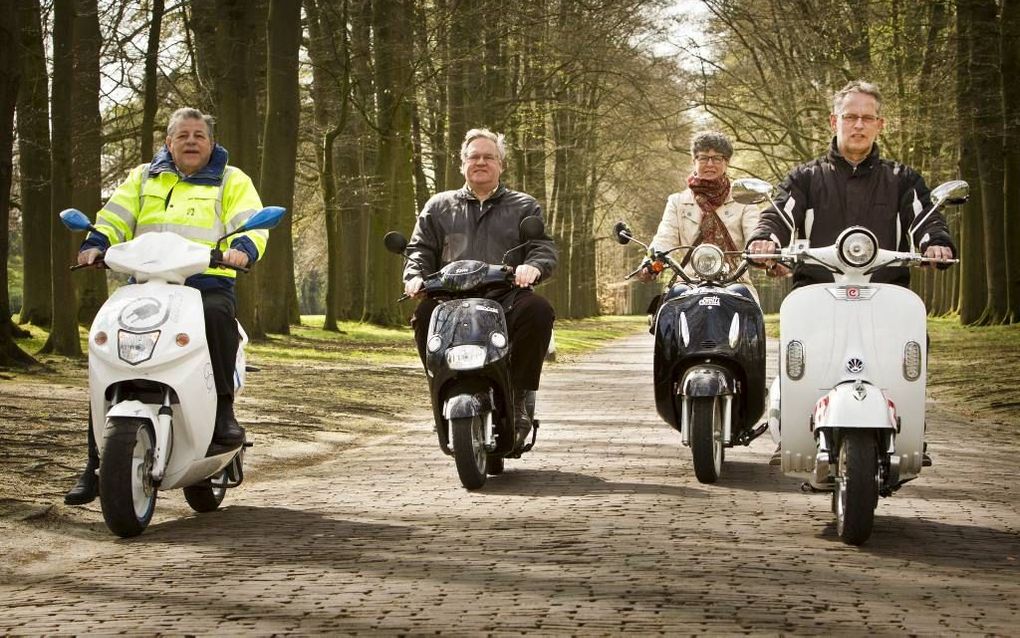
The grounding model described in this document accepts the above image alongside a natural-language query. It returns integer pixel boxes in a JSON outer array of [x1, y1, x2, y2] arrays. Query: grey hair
[[461, 128, 507, 163], [166, 107, 215, 139], [690, 131, 733, 159], [833, 80, 883, 115]]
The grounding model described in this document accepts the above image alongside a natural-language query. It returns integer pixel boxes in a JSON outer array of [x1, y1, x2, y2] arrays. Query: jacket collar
[[148, 143, 229, 186], [827, 136, 880, 174], [459, 182, 508, 202]]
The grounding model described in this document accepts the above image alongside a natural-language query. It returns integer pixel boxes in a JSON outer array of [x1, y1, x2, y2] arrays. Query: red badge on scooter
[[846, 286, 860, 299]]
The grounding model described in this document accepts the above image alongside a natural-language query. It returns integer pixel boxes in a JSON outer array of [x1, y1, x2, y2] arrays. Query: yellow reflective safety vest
[[93, 157, 266, 279]]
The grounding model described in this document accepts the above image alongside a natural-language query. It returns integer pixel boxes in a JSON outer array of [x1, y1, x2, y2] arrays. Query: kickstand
[[507, 420, 540, 458]]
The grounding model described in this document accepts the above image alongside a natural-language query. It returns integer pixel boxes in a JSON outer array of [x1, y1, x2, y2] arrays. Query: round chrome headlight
[[690, 244, 725, 279], [836, 227, 878, 268]]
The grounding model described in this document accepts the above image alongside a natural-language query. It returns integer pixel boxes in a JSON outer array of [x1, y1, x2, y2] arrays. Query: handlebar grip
[[70, 259, 106, 271]]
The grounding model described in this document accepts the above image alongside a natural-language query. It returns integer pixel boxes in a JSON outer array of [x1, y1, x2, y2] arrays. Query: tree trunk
[[965, 0, 1010, 324], [41, 0, 82, 357], [140, 0, 165, 162], [1002, 0, 1020, 322], [364, 0, 415, 325], [257, 0, 301, 334], [956, 0, 987, 324], [0, 0, 36, 366], [72, 0, 107, 326], [15, 0, 52, 328]]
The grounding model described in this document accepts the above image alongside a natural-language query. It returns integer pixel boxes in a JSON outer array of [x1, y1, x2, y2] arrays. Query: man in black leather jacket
[[403, 128, 557, 448], [748, 80, 956, 288], [748, 80, 955, 466]]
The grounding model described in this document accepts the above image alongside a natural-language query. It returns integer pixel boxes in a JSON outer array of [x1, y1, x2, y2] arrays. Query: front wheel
[[690, 396, 724, 484], [451, 414, 488, 489], [99, 417, 157, 538], [183, 469, 229, 513], [834, 430, 879, 545]]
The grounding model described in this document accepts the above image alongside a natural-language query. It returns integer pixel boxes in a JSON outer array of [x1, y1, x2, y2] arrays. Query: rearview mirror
[[384, 231, 408, 254], [730, 178, 773, 205], [930, 180, 969, 207], [613, 221, 632, 245], [59, 208, 95, 232], [519, 216, 545, 241], [237, 206, 287, 233]]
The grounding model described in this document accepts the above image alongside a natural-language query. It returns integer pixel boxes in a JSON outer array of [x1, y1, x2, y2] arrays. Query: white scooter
[[60, 206, 285, 538], [732, 178, 967, 545]]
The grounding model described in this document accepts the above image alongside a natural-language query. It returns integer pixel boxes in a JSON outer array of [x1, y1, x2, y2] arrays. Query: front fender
[[443, 392, 493, 420], [681, 366, 733, 398], [813, 382, 897, 431]]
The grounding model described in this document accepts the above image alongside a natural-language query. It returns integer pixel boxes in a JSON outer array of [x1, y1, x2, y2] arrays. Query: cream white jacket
[[650, 188, 761, 300]]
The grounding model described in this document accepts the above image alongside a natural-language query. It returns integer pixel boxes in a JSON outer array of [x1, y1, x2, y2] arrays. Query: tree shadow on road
[[820, 516, 1020, 571], [712, 460, 804, 494], [478, 469, 706, 498]]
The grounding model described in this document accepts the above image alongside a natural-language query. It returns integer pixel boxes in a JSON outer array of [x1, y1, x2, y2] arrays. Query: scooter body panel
[[653, 285, 766, 437], [426, 297, 514, 455], [87, 280, 230, 491], [779, 283, 926, 481]]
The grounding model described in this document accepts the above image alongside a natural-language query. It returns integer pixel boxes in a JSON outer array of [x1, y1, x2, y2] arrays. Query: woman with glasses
[[639, 130, 761, 304]]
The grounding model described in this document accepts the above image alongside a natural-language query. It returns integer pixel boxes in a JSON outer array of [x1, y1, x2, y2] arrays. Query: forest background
[[1, 0, 1018, 367]]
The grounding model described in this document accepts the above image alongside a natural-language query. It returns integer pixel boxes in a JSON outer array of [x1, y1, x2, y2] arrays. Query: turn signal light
[[94, 331, 108, 345], [175, 333, 190, 347]]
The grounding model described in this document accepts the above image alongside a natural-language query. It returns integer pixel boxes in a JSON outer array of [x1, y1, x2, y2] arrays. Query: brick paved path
[[1, 333, 1018, 634]]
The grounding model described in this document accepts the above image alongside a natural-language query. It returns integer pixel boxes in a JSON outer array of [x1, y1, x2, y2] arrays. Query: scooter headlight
[[786, 340, 805, 380], [836, 227, 878, 268], [118, 330, 160, 365], [446, 345, 487, 370], [903, 340, 922, 381], [490, 332, 507, 348], [690, 244, 725, 280], [427, 335, 443, 353]]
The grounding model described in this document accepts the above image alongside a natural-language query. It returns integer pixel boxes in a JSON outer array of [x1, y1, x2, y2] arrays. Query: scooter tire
[[183, 469, 229, 513], [834, 430, 879, 545], [99, 417, 157, 538], [690, 396, 724, 484], [451, 415, 487, 490]]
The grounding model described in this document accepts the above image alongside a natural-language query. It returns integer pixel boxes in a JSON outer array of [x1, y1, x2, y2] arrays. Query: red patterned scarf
[[686, 174, 737, 253]]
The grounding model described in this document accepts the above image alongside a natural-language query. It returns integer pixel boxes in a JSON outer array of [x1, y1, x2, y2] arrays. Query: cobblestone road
[[1, 333, 1018, 634]]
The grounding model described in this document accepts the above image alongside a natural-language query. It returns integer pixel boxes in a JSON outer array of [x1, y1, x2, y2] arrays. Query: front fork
[[814, 427, 897, 493]]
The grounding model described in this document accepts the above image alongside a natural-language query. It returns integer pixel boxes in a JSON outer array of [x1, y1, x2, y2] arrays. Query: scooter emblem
[[119, 297, 167, 331]]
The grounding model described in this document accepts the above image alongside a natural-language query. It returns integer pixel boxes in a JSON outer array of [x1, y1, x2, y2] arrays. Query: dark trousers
[[202, 288, 240, 397], [411, 290, 555, 391]]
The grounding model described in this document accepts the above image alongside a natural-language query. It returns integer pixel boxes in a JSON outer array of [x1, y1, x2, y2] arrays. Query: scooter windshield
[[436, 260, 489, 292]]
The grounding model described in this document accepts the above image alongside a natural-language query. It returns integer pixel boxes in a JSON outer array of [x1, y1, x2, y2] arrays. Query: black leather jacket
[[403, 184, 557, 283], [749, 139, 956, 288]]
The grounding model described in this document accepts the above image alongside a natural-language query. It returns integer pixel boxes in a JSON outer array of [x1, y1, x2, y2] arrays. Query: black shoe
[[922, 442, 933, 467], [64, 457, 99, 505], [513, 396, 532, 450], [212, 395, 245, 448]]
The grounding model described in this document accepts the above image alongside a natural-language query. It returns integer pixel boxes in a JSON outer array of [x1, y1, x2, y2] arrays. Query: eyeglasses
[[694, 154, 728, 165], [839, 113, 881, 125], [463, 153, 500, 163]]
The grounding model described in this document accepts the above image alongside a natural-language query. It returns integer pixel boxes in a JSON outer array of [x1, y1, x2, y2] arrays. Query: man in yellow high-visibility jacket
[[64, 107, 268, 506]]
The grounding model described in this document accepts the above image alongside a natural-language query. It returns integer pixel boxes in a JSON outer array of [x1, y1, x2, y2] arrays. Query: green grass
[[552, 316, 648, 357]]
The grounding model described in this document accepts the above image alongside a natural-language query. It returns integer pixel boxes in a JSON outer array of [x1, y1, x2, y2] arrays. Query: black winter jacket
[[403, 184, 557, 283], [748, 139, 956, 288]]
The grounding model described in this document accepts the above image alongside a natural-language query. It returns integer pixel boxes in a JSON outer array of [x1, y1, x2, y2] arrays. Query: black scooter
[[384, 217, 545, 489], [614, 222, 768, 483]]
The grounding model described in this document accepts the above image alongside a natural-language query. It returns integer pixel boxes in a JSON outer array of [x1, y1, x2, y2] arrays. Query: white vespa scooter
[[732, 178, 967, 545], [60, 206, 285, 538]]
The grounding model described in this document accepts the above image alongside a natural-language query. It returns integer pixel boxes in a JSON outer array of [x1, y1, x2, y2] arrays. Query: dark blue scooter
[[614, 222, 768, 483], [384, 217, 545, 489]]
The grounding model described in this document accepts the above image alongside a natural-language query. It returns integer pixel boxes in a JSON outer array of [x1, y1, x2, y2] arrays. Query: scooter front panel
[[779, 283, 927, 479], [654, 288, 766, 433]]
